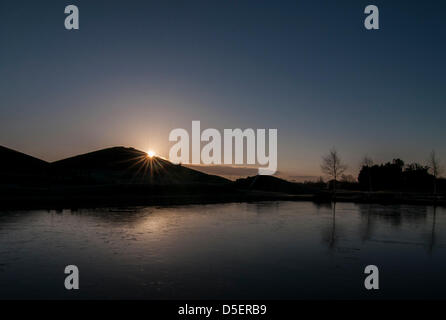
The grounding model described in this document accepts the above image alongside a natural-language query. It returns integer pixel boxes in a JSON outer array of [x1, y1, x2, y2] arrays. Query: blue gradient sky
[[1, 0, 445, 178]]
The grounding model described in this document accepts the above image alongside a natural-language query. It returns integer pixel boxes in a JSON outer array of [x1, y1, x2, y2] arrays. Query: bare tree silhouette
[[321, 148, 347, 196], [428, 150, 442, 195]]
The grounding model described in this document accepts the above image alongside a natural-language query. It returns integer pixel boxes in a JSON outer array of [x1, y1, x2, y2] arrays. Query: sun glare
[[147, 150, 156, 158]]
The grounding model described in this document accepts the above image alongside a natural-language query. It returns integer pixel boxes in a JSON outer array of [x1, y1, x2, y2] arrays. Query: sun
[[147, 150, 156, 158]]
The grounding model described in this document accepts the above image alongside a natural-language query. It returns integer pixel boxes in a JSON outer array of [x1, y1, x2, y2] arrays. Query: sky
[[1, 0, 445, 179]]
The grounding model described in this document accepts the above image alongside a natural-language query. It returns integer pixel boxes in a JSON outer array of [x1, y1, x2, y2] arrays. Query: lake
[[0, 201, 445, 299]]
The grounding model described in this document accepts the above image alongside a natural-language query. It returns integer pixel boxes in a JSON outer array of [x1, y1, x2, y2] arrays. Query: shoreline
[[1, 190, 445, 211]]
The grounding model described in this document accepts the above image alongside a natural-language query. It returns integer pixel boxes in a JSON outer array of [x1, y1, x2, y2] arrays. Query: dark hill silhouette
[[0, 145, 48, 172], [50, 146, 229, 185], [233, 175, 316, 194], [1, 146, 240, 209], [0, 145, 48, 184]]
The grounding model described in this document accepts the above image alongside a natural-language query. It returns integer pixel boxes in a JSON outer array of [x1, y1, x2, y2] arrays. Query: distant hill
[[50, 146, 229, 185], [233, 175, 316, 194], [0, 145, 48, 184]]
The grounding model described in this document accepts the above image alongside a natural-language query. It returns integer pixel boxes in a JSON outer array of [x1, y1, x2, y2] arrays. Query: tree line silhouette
[[322, 149, 444, 195], [358, 158, 444, 193]]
